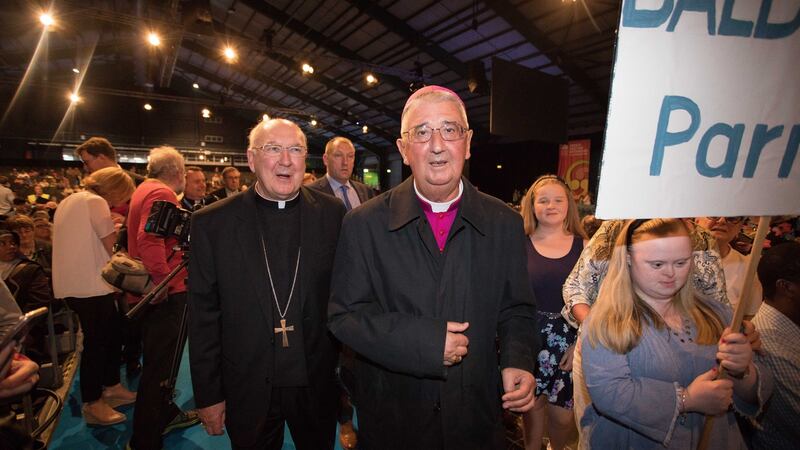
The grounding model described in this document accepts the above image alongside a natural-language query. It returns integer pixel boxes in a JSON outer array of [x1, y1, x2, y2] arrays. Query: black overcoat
[[329, 176, 538, 450], [188, 186, 345, 447]]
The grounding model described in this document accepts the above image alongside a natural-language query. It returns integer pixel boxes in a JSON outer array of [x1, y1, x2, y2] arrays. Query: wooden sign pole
[[697, 215, 771, 450]]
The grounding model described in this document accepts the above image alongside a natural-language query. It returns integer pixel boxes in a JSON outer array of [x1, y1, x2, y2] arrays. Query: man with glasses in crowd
[[328, 86, 539, 449], [75, 137, 145, 185], [696, 216, 763, 317], [308, 136, 375, 211], [189, 118, 345, 449], [209, 166, 243, 201]]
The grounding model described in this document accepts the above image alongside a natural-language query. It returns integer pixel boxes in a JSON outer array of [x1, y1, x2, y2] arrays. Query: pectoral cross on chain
[[274, 319, 295, 347]]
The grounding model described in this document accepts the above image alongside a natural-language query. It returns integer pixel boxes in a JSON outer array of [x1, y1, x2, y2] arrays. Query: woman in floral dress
[[520, 175, 587, 450]]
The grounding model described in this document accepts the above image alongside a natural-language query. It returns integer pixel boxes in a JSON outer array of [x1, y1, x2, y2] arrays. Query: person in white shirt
[[52, 167, 137, 426], [695, 217, 763, 318]]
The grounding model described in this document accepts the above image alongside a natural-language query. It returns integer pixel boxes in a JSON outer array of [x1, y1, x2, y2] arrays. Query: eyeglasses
[[250, 144, 307, 157], [708, 216, 746, 224], [403, 122, 468, 143]]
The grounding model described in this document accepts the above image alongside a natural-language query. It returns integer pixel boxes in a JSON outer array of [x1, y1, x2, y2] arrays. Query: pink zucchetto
[[401, 85, 465, 120]]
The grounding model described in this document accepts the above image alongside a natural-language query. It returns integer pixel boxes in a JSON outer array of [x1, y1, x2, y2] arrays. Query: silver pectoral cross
[[274, 318, 295, 347]]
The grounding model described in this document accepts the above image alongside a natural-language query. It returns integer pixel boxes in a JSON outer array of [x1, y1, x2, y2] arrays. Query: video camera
[[144, 200, 191, 246]]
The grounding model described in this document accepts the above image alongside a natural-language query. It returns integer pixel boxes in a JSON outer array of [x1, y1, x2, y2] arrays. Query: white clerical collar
[[414, 180, 463, 213], [254, 182, 299, 209]]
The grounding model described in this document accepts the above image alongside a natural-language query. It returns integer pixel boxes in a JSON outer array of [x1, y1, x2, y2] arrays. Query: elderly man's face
[[247, 121, 306, 201], [223, 170, 241, 191], [184, 170, 206, 200], [324, 141, 356, 185], [696, 217, 743, 247], [397, 100, 471, 202]]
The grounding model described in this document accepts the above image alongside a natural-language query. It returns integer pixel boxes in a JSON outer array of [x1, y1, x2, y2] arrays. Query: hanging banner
[[558, 139, 591, 201], [595, 0, 800, 219]]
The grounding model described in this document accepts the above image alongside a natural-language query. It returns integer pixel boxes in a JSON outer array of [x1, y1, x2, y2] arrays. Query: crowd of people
[[0, 86, 798, 450]]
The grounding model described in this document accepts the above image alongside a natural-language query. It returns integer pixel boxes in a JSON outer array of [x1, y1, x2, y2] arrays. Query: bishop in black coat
[[188, 119, 345, 449]]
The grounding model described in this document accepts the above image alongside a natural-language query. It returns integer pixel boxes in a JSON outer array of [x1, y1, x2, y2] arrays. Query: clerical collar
[[414, 180, 463, 213], [254, 183, 300, 209]]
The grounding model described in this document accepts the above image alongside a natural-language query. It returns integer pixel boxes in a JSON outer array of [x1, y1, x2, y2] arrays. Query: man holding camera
[[127, 146, 199, 450], [188, 118, 345, 449]]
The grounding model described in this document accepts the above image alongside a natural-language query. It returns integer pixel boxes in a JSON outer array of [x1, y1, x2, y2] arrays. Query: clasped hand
[[443, 321, 469, 366]]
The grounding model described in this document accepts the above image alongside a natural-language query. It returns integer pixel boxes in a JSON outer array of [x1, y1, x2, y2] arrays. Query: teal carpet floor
[[49, 344, 351, 450]]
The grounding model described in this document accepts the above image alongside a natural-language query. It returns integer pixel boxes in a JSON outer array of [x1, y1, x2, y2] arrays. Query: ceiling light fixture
[[147, 32, 161, 47], [144, 103, 153, 111], [72, 68, 80, 74], [223, 46, 237, 62], [69, 92, 80, 104], [301, 63, 314, 75], [365, 73, 378, 85], [39, 13, 54, 28], [262, 113, 270, 122], [310, 118, 318, 126], [192, 82, 200, 89], [201, 108, 211, 118], [362, 125, 369, 134]]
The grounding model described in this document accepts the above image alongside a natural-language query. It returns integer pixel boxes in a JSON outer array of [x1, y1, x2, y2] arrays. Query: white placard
[[595, 0, 800, 219]]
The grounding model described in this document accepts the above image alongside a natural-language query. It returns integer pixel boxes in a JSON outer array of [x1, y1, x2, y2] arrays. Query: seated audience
[[0, 229, 52, 313], [750, 242, 800, 449], [6, 215, 51, 275], [581, 219, 771, 449]]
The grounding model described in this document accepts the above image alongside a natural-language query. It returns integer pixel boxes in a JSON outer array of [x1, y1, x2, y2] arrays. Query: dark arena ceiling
[[0, 0, 620, 158]]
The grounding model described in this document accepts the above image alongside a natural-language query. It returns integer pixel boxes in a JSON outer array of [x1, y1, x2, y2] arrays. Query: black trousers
[[130, 292, 187, 450], [65, 293, 121, 403], [117, 294, 142, 365], [232, 386, 336, 450]]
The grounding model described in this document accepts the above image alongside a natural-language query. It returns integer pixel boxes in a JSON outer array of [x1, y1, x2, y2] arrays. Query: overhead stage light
[[39, 13, 54, 28], [147, 32, 161, 47], [223, 46, 237, 62], [362, 125, 369, 134], [310, 118, 318, 126], [72, 68, 80, 74], [365, 73, 378, 85], [301, 63, 314, 75], [262, 113, 270, 122], [192, 82, 200, 89], [69, 92, 81, 104], [144, 103, 153, 111], [201, 108, 211, 118]]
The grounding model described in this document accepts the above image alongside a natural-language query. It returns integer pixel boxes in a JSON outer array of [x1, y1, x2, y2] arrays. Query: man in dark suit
[[307, 137, 375, 210], [189, 118, 345, 450], [328, 86, 538, 449], [180, 166, 208, 211], [208, 166, 242, 201]]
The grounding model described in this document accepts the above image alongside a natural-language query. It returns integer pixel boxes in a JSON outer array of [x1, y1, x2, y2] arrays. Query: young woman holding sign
[[580, 219, 771, 449]]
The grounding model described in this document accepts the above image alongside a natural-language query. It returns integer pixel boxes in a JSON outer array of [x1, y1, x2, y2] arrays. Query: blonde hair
[[586, 219, 724, 353], [84, 167, 135, 206], [520, 175, 587, 238]]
